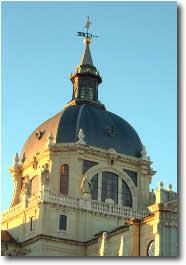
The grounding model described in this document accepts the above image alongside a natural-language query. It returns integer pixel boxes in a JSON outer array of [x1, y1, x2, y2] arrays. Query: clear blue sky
[[1, 1, 177, 212]]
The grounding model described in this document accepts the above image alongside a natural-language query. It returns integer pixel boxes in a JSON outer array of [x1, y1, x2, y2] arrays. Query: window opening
[[147, 240, 155, 256], [59, 215, 67, 231], [91, 174, 98, 200], [101, 172, 118, 204], [30, 216, 35, 231], [60, 164, 69, 195], [122, 180, 132, 207], [31, 176, 39, 196]]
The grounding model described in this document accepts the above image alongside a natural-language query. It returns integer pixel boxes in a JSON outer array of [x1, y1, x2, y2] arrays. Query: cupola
[[65, 18, 105, 110]]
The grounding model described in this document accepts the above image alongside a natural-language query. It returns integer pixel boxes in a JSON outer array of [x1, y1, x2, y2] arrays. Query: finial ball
[[158, 181, 164, 189], [167, 184, 172, 191], [83, 37, 91, 45]]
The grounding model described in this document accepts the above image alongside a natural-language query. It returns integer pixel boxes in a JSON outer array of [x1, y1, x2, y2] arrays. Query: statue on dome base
[[77, 129, 86, 145], [41, 163, 49, 186], [80, 174, 91, 194]]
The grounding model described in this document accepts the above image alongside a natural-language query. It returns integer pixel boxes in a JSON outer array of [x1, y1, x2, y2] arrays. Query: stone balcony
[[2, 192, 149, 223]]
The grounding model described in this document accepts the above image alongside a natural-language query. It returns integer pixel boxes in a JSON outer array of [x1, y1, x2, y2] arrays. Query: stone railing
[[2, 202, 23, 221], [47, 193, 149, 219], [168, 192, 177, 201], [2, 194, 41, 222], [27, 194, 41, 208], [48, 193, 79, 208], [2, 192, 149, 222], [91, 200, 149, 219]]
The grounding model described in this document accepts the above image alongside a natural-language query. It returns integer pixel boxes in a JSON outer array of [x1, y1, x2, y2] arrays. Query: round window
[[147, 240, 155, 256]]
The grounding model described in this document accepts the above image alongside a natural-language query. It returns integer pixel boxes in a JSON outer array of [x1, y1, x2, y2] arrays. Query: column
[[118, 177, 122, 206], [98, 171, 102, 201]]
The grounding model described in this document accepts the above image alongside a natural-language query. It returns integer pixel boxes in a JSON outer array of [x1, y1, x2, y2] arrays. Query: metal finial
[[85, 16, 92, 33], [77, 17, 99, 44]]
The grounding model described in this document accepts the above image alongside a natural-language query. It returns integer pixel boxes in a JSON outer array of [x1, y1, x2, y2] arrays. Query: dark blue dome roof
[[56, 104, 143, 158]]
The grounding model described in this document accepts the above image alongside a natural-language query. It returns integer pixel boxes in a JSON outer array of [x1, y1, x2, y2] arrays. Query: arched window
[[31, 175, 39, 196], [60, 164, 69, 195], [147, 240, 155, 256], [91, 174, 98, 200], [101, 172, 118, 204], [122, 180, 132, 207]]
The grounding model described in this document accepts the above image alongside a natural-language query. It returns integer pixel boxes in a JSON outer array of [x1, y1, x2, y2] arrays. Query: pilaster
[[128, 218, 140, 256]]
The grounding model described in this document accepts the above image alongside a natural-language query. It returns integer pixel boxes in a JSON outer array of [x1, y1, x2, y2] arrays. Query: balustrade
[[2, 202, 23, 220], [2, 192, 149, 222], [90, 200, 148, 219]]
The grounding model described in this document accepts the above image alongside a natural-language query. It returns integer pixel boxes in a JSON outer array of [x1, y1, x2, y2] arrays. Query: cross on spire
[[85, 16, 91, 33], [77, 16, 99, 40]]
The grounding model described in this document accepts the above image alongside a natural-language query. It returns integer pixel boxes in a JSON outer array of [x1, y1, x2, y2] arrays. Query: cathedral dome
[[21, 104, 143, 160], [21, 35, 143, 161], [57, 104, 143, 157]]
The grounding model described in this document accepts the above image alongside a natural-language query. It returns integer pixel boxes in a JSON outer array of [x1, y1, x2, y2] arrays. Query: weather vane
[[77, 16, 99, 39]]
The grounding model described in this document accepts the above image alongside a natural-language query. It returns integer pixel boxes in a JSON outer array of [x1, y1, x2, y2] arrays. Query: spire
[[64, 17, 105, 110], [79, 43, 93, 66], [76, 37, 97, 75]]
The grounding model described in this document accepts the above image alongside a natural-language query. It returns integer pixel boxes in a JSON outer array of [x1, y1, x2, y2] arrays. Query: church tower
[[68, 37, 103, 108], [1, 18, 177, 257]]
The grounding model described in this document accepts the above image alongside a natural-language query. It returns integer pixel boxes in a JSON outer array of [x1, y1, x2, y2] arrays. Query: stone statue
[[21, 152, 26, 163], [21, 182, 29, 195], [13, 153, 20, 166], [141, 145, 147, 157], [48, 130, 54, 146], [31, 154, 38, 170], [141, 145, 150, 160], [80, 174, 91, 194], [21, 177, 30, 195], [158, 181, 164, 189], [167, 184, 172, 191], [77, 128, 86, 144], [41, 163, 49, 185]]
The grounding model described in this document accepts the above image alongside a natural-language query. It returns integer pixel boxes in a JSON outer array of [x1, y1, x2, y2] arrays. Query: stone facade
[[1, 142, 177, 256]]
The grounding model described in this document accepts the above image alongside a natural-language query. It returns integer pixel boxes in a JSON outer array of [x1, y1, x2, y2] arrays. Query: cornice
[[148, 200, 177, 214]]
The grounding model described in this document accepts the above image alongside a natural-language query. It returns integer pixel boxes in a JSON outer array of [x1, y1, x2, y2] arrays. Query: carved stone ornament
[[48, 130, 54, 146], [21, 152, 26, 163], [41, 163, 49, 185], [77, 128, 86, 144], [141, 145, 147, 158], [108, 148, 117, 154], [80, 174, 91, 194], [21, 178, 30, 194], [13, 153, 20, 167], [107, 148, 117, 166], [158, 181, 164, 189], [105, 126, 115, 137], [31, 154, 38, 170], [105, 198, 114, 204], [167, 184, 172, 191], [147, 167, 156, 176], [35, 130, 45, 140], [108, 157, 114, 166]]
